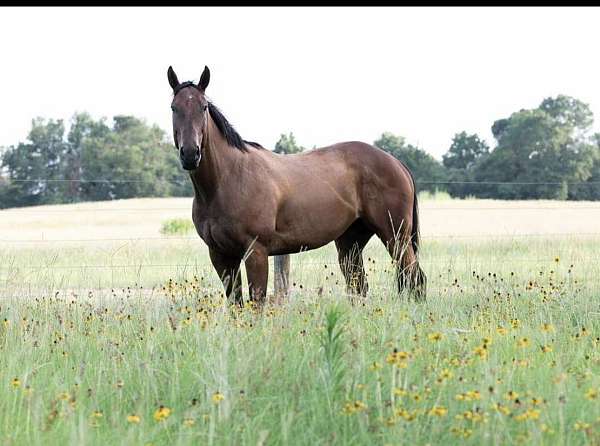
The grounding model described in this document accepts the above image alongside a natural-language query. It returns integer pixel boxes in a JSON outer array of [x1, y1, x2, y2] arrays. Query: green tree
[[80, 115, 186, 201], [374, 132, 447, 193], [568, 133, 600, 200], [1, 118, 68, 206], [443, 132, 489, 170], [274, 132, 305, 154], [474, 95, 596, 200], [0, 113, 190, 209], [443, 132, 490, 198]]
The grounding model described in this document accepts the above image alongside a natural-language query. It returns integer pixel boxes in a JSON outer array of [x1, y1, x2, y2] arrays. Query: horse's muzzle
[[180, 146, 201, 170]]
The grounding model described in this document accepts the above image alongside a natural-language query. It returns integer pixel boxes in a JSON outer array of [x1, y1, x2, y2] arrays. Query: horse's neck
[[189, 116, 242, 204]]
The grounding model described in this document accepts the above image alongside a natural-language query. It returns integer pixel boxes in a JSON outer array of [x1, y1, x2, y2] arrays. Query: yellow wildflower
[[212, 392, 225, 405], [574, 421, 590, 431], [153, 406, 172, 422], [393, 387, 407, 397], [428, 406, 447, 417], [437, 369, 453, 382], [428, 332, 443, 342], [473, 345, 488, 359], [541, 323, 554, 332], [127, 414, 141, 424], [465, 390, 481, 401], [585, 388, 598, 400], [370, 361, 383, 371], [11, 378, 20, 388]]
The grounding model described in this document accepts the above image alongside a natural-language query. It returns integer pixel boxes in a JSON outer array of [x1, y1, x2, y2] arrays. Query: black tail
[[411, 184, 420, 256]]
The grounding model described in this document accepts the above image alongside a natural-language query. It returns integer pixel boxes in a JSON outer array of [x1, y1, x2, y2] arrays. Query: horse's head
[[167, 65, 211, 171]]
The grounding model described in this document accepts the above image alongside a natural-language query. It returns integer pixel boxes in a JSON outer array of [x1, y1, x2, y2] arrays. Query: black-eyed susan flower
[[473, 345, 488, 359], [428, 406, 447, 417], [574, 421, 591, 431], [540, 323, 554, 333], [585, 388, 598, 400], [127, 414, 141, 424], [437, 369, 453, 383], [153, 405, 172, 422], [370, 361, 383, 371], [428, 332, 443, 342], [212, 392, 224, 405], [342, 400, 367, 415], [11, 378, 20, 388], [393, 387, 407, 397]]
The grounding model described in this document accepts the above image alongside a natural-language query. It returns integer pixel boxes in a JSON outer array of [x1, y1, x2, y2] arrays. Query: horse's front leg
[[244, 244, 269, 307], [209, 248, 243, 306]]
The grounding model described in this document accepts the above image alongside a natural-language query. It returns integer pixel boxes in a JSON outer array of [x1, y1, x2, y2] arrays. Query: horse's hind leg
[[335, 220, 373, 298], [375, 221, 426, 302]]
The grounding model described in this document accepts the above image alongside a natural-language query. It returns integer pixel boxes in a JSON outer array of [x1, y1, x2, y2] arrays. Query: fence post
[[274, 254, 290, 301]]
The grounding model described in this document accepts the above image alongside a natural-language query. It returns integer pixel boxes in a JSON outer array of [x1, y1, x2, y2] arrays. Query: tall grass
[[1, 234, 600, 444]]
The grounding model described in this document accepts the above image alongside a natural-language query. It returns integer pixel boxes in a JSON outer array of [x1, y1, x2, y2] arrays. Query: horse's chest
[[194, 218, 242, 254]]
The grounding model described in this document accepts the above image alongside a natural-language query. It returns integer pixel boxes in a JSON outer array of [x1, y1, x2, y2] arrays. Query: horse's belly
[[272, 200, 358, 253]]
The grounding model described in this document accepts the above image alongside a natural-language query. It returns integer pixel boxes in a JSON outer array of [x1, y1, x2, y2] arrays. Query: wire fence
[[5, 178, 600, 186], [2, 178, 600, 278], [2, 233, 600, 244], [0, 257, 597, 272]]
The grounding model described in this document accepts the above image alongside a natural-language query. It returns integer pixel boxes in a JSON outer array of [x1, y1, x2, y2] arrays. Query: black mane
[[173, 82, 263, 152], [207, 102, 264, 151]]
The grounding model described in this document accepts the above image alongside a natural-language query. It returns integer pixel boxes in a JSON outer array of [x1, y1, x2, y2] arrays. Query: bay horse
[[167, 65, 426, 305]]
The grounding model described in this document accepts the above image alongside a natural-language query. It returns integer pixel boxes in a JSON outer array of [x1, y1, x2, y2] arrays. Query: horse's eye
[[202, 104, 208, 111], [171, 105, 176, 112]]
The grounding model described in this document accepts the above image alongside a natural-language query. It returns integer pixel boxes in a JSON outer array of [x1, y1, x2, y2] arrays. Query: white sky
[[2, 7, 600, 160]]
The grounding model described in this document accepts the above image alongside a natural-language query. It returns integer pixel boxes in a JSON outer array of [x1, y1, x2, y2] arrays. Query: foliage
[[160, 218, 195, 236], [3, 93, 600, 207], [443, 132, 490, 198], [473, 95, 597, 200], [0, 113, 190, 209], [374, 132, 448, 193], [273, 132, 305, 155], [318, 305, 347, 415]]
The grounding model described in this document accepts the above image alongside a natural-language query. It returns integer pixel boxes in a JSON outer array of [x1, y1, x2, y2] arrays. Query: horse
[[167, 65, 426, 306]]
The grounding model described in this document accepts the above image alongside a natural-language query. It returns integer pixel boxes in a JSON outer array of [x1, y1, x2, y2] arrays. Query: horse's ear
[[167, 66, 180, 90], [198, 65, 210, 92]]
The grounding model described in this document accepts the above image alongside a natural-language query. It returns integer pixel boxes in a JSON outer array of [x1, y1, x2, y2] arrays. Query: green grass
[[1, 235, 600, 445], [160, 218, 196, 236]]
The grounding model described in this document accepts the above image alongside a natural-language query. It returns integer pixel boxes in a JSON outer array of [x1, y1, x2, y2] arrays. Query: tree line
[[1, 94, 600, 209]]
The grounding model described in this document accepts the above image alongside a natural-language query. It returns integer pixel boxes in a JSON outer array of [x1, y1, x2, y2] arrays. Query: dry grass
[[1, 196, 599, 242]]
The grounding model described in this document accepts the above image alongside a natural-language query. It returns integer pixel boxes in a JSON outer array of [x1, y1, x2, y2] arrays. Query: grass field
[[1, 196, 600, 445]]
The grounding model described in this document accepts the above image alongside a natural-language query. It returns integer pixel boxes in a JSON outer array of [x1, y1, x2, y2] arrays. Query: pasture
[[1, 195, 600, 445]]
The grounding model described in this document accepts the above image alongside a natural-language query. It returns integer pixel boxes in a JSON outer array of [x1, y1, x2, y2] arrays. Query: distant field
[[2, 195, 600, 241], [1, 197, 599, 445]]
